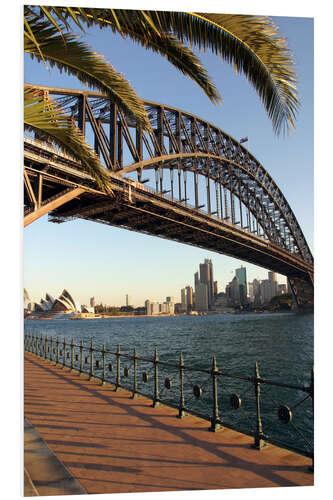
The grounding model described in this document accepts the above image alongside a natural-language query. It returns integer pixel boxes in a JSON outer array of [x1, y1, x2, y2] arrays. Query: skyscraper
[[198, 258, 215, 309], [236, 266, 248, 306], [166, 296, 175, 315], [181, 288, 186, 311], [185, 286, 193, 312], [195, 282, 209, 311]]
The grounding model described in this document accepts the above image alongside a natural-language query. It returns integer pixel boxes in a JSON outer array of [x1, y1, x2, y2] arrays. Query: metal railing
[[24, 333, 314, 468]]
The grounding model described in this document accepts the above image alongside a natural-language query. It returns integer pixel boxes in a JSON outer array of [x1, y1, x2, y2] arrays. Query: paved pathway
[[24, 353, 313, 495]]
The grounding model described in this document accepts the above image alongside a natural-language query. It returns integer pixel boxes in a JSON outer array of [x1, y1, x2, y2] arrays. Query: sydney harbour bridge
[[24, 85, 314, 311]]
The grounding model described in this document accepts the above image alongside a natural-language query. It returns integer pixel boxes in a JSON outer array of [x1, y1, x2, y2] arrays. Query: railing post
[[178, 352, 186, 418], [63, 337, 66, 367], [210, 356, 222, 431], [115, 344, 121, 391], [56, 336, 60, 365], [102, 343, 107, 386], [131, 347, 138, 398], [89, 339, 95, 380], [79, 340, 84, 376], [70, 337, 75, 372], [253, 361, 265, 449], [152, 348, 161, 408], [50, 336, 53, 362], [45, 335, 48, 361]]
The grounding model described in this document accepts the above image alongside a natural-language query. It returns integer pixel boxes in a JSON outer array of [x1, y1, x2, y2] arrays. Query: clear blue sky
[[23, 6, 314, 307]]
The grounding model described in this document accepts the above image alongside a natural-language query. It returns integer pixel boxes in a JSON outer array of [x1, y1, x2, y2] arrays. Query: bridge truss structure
[[24, 85, 314, 310]]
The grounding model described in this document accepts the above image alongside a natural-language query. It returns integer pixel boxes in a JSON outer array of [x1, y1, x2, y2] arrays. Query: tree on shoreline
[[24, 6, 299, 187]]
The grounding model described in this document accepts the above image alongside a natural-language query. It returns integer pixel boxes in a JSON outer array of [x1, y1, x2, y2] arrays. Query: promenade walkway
[[24, 352, 313, 495]]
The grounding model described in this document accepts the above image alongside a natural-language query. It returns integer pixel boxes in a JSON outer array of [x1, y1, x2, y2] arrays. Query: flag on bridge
[[240, 136, 248, 144]]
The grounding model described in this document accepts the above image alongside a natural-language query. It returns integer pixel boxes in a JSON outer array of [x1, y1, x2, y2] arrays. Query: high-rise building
[[180, 288, 187, 312], [185, 286, 193, 312], [252, 279, 261, 305], [144, 299, 151, 315], [195, 282, 209, 311], [166, 296, 175, 315], [235, 266, 247, 306], [260, 272, 278, 304], [196, 258, 215, 310], [125, 294, 130, 307], [90, 297, 96, 307]]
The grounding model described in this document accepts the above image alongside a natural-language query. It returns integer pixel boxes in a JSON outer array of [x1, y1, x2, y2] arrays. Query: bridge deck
[[24, 352, 313, 495]]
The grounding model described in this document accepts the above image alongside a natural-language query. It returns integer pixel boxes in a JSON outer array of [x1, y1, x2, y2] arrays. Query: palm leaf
[[24, 17, 151, 130], [150, 11, 299, 134], [24, 87, 111, 191], [25, 7, 300, 134], [63, 8, 297, 134], [27, 7, 220, 105]]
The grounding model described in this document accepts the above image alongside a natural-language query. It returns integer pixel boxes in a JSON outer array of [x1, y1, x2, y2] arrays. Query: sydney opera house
[[33, 289, 81, 313]]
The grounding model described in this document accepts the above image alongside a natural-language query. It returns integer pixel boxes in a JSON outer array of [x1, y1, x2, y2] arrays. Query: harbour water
[[25, 311, 314, 455]]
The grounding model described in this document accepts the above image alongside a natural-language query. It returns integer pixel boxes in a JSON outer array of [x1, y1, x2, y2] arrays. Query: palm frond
[[28, 7, 221, 105], [71, 8, 297, 134], [25, 7, 300, 134], [150, 11, 299, 134], [24, 87, 111, 191], [24, 15, 151, 130]]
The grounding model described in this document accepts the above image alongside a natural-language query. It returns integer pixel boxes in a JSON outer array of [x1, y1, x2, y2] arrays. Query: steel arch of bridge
[[24, 85, 313, 309], [26, 84, 312, 268]]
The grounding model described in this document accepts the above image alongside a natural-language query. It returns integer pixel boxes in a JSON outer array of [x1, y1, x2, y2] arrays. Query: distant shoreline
[[24, 310, 294, 321]]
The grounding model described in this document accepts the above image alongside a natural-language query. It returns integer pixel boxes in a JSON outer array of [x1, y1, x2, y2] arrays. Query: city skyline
[[26, 258, 288, 311], [23, 10, 313, 309]]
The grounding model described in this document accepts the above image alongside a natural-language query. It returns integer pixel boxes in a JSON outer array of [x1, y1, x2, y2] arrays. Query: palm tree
[[24, 7, 299, 188]]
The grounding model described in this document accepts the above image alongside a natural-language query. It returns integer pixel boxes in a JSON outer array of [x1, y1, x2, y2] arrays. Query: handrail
[[24, 332, 314, 466]]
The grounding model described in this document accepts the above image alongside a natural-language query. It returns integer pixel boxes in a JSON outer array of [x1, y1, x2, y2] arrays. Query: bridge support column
[[24, 188, 85, 227], [288, 276, 314, 312]]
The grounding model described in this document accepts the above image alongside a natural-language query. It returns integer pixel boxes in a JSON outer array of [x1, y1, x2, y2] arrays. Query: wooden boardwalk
[[24, 352, 313, 495]]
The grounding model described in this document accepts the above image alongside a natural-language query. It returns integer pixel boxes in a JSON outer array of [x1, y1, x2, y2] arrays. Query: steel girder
[[24, 85, 313, 271]]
